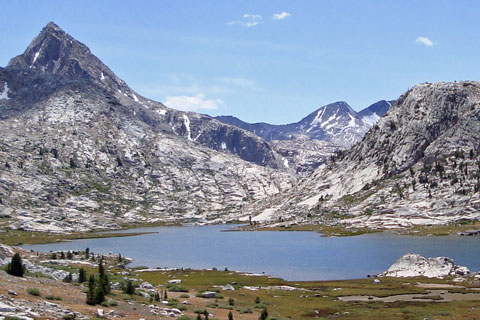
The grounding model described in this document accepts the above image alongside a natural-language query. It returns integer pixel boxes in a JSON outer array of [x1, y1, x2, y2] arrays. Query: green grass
[[131, 268, 480, 320]]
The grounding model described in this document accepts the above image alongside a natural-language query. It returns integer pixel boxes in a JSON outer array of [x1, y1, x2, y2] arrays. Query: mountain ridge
[[248, 81, 480, 229], [215, 100, 392, 147], [0, 22, 297, 232]]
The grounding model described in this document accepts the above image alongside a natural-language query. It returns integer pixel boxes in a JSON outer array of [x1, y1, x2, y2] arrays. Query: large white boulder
[[379, 253, 470, 278]]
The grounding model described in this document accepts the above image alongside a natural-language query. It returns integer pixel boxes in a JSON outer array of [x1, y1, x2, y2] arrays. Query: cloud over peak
[[273, 12, 291, 20], [416, 36, 434, 47], [164, 94, 223, 111]]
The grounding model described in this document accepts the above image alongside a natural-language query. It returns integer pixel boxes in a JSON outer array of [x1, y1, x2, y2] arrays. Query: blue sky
[[0, 1, 479, 124]]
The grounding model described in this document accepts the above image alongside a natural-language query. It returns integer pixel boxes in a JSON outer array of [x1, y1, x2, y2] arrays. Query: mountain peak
[[44, 21, 64, 32], [7, 22, 135, 98], [8, 21, 91, 76]]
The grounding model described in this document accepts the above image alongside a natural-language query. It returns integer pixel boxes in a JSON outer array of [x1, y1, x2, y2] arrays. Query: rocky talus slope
[[249, 82, 480, 229], [0, 22, 296, 232]]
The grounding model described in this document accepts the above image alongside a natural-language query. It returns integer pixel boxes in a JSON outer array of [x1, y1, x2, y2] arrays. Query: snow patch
[[221, 142, 227, 150], [156, 109, 167, 116], [32, 50, 40, 65], [310, 108, 326, 126], [320, 112, 338, 128], [132, 93, 139, 102], [183, 115, 192, 140], [361, 113, 380, 126], [0, 83, 10, 100], [283, 158, 289, 168], [100, 72, 105, 81], [348, 113, 357, 128]]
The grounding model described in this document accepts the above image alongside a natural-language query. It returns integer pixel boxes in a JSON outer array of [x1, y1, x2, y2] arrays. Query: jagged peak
[[6, 22, 137, 100], [44, 21, 63, 31]]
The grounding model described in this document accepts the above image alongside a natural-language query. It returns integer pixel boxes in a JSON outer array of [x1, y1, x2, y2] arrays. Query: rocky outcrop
[[250, 81, 480, 229], [379, 253, 470, 278]]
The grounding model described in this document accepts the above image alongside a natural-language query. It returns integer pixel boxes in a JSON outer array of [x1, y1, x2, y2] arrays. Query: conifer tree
[[78, 268, 87, 283], [228, 311, 234, 320], [7, 253, 25, 277], [259, 307, 268, 320], [86, 275, 96, 305], [125, 280, 135, 295]]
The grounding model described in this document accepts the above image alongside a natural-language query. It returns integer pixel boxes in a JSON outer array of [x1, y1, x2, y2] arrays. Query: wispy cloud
[[164, 93, 223, 111], [273, 12, 291, 20], [416, 36, 434, 47], [227, 14, 262, 27], [218, 77, 256, 90]]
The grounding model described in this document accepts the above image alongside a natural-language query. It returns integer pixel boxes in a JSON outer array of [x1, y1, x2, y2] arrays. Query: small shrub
[[237, 307, 252, 314], [167, 298, 179, 306], [109, 300, 118, 306], [167, 284, 189, 292], [177, 304, 187, 311], [27, 288, 41, 296], [177, 316, 193, 320], [193, 308, 207, 314], [180, 293, 190, 298]]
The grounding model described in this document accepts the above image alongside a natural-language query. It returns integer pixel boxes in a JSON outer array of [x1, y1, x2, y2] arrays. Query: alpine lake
[[17, 224, 480, 319]]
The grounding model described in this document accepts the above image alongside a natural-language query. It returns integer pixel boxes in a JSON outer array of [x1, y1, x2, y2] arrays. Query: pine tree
[[63, 272, 73, 283], [94, 284, 105, 304], [196, 315, 202, 320], [204, 309, 209, 320], [7, 253, 25, 277], [154, 291, 160, 302], [228, 311, 234, 320], [164, 289, 168, 300], [259, 307, 268, 320], [60, 251, 65, 259], [86, 275, 96, 305], [98, 258, 110, 294], [125, 280, 135, 295], [78, 268, 87, 283], [67, 251, 73, 259], [85, 247, 89, 259]]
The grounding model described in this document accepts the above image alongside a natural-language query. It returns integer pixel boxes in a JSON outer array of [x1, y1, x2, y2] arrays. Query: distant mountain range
[[216, 100, 392, 147]]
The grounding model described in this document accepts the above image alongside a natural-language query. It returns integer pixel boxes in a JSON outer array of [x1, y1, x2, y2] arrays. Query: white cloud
[[227, 14, 262, 27], [164, 94, 223, 111], [273, 12, 291, 20], [416, 36, 434, 47], [218, 77, 255, 89]]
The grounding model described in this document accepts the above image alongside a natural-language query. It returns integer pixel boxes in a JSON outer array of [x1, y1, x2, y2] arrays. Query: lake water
[[22, 225, 480, 281]]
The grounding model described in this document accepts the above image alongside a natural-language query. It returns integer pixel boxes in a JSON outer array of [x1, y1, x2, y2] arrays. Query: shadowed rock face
[[0, 22, 297, 232]]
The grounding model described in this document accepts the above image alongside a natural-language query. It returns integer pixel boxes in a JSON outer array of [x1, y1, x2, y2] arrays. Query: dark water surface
[[22, 225, 480, 281]]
